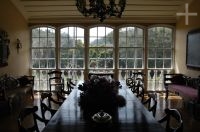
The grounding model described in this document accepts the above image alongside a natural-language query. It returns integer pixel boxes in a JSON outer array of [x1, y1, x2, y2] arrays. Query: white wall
[[175, 0, 200, 77], [0, 0, 30, 76]]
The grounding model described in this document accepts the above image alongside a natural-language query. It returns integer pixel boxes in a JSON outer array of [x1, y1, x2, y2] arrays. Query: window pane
[[48, 28, 55, 37], [136, 38, 144, 47], [61, 38, 69, 47], [105, 48, 113, 58], [164, 42, 172, 48], [156, 49, 163, 58], [136, 59, 143, 68], [32, 49, 40, 58], [48, 59, 55, 68], [127, 48, 135, 58], [89, 48, 99, 58], [89, 59, 97, 68], [48, 38, 55, 47], [41, 49, 55, 58], [40, 27, 47, 37], [98, 59, 105, 68], [156, 59, 163, 68], [40, 59, 47, 68], [106, 59, 113, 68], [32, 59, 39, 68], [40, 38, 47, 47], [148, 48, 156, 58], [127, 59, 135, 68], [32, 38, 39, 47], [128, 37, 135, 47], [119, 59, 126, 68], [76, 59, 84, 68], [164, 49, 172, 58], [148, 59, 155, 68], [75, 49, 84, 58], [119, 36, 126, 46], [32, 28, 39, 37], [164, 59, 171, 68], [60, 59, 68, 68], [136, 48, 143, 58], [90, 27, 113, 47], [119, 48, 126, 58]]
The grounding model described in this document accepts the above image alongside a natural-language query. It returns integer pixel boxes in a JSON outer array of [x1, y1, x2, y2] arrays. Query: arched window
[[89, 26, 114, 73], [118, 26, 144, 79], [60, 26, 85, 80], [30, 25, 174, 92], [147, 26, 174, 91], [31, 27, 56, 69], [31, 26, 56, 91]]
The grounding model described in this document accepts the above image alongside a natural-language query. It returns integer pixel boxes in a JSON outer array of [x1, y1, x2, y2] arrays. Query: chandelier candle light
[[76, 0, 126, 22]]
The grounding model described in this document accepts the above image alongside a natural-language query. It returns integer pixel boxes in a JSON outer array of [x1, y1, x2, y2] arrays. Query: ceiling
[[9, 0, 194, 24]]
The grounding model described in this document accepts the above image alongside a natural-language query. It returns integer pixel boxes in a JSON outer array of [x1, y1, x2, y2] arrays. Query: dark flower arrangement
[[78, 75, 126, 120]]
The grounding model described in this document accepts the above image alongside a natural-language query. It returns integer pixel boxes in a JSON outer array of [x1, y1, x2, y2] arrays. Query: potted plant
[[78, 75, 126, 121]]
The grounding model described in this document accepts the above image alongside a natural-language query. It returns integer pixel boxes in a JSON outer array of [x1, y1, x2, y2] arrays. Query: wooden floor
[[0, 87, 200, 132]]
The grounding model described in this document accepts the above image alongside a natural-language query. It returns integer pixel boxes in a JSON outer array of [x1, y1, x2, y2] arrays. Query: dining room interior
[[1, 0, 200, 131]]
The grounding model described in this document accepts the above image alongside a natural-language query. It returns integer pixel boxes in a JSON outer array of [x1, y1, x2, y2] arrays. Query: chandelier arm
[[76, 0, 126, 22]]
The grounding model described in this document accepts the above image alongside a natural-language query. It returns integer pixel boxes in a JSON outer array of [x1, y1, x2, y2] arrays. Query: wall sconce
[[16, 38, 22, 53]]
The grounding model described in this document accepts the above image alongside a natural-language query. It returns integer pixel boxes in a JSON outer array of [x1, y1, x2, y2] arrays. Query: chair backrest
[[40, 92, 57, 120], [158, 108, 183, 132], [17, 106, 48, 132], [48, 70, 64, 92], [40, 92, 62, 120], [143, 92, 157, 117], [131, 78, 144, 102], [49, 76, 64, 92], [48, 70, 62, 77], [66, 81, 74, 93], [56, 78, 75, 97], [127, 71, 145, 89], [56, 90, 67, 102]]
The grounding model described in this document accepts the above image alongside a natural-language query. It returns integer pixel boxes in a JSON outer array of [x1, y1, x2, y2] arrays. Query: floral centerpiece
[[78, 75, 126, 120]]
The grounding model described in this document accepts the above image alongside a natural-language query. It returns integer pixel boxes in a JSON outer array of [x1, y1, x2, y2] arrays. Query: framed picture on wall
[[0, 29, 10, 67]]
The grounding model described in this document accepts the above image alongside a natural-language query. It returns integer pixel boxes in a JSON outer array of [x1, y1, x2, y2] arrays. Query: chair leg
[[165, 89, 169, 100]]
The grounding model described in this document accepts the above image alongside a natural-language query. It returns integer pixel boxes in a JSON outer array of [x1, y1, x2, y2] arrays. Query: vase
[[79, 92, 119, 122]]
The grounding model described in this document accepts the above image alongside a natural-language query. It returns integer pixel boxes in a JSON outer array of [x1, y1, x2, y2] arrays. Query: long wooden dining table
[[42, 87, 165, 132]]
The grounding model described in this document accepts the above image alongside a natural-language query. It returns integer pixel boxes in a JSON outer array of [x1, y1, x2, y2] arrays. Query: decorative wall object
[[16, 38, 22, 53], [0, 29, 10, 67]]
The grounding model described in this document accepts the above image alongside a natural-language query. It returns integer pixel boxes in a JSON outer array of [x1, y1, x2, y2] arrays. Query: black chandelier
[[76, 0, 126, 22]]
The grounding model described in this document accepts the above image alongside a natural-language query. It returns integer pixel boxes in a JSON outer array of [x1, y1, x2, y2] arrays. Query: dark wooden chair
[[17, 106, 48, 132], [126, 77, 134, 87], [66, 80, 74, 93], [48, 70, 62, 77], [142, 92, 157, 117], [40, 92, 60, 121], [48, 70, 64, 93], [126, 71, 145, 89], [158, 108, 183, 132], [56, 90, 67, 102], [56, 78, 75, 99], [127, 72, 145, 102], [0, 86, 10, 115], [131, 77, 145, 102], [49, 76, 65, 93]]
